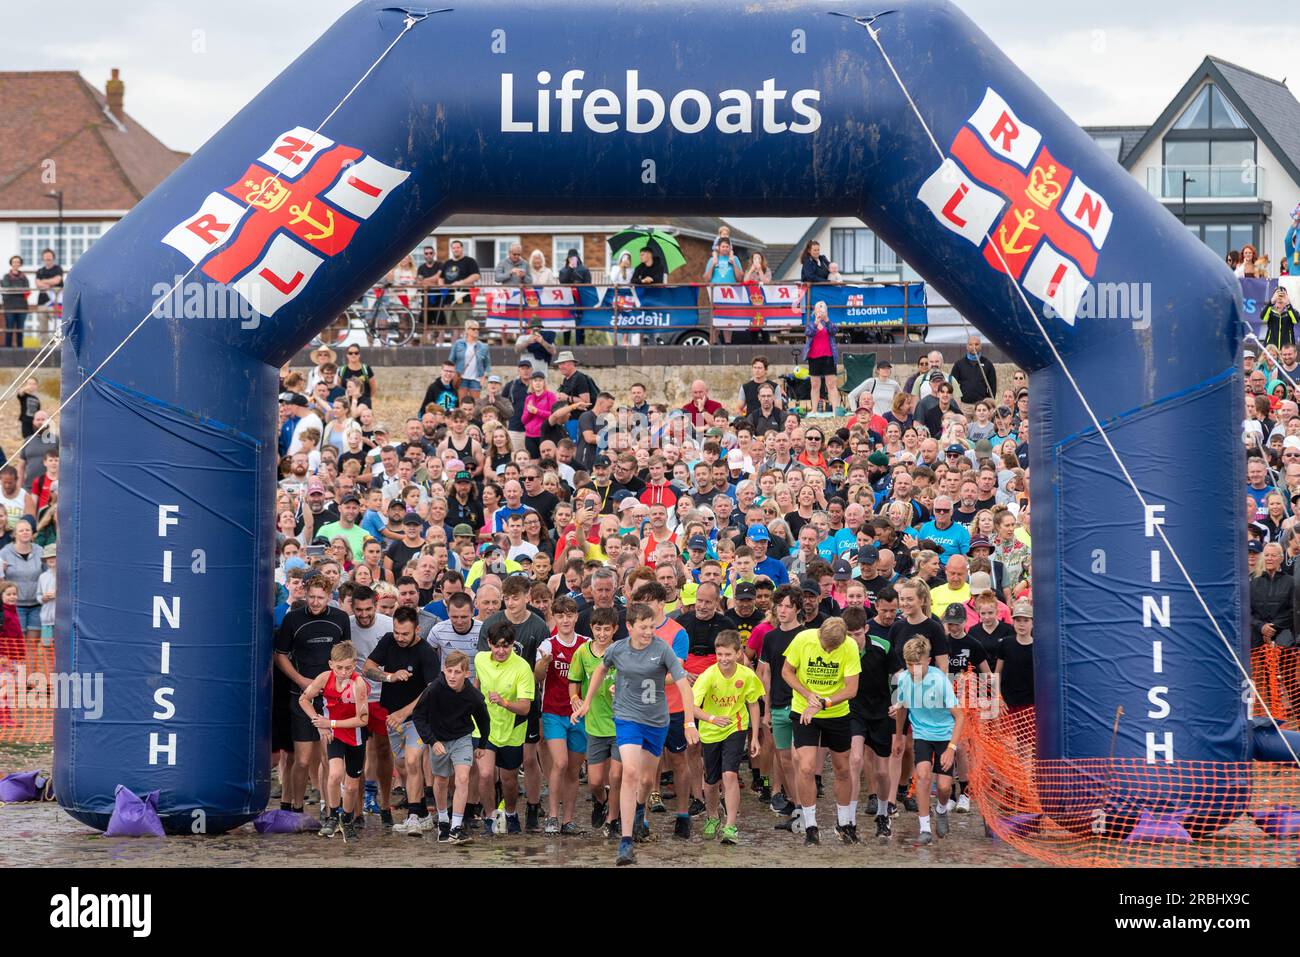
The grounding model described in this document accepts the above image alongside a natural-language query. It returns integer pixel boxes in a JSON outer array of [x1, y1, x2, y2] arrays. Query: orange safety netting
[[0, 643, 57, 745], [963, 647, 1300, 867]]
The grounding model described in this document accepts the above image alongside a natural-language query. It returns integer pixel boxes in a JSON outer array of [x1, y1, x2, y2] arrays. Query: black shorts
[[913, 738, 953, 776], [701, 735, 746, 785], [791, 712, 852, 753], [272, 674, 293, 753], [525, 698, 542, 745], [487, 740, 524, 771], [327, 736, 368, 778], [808, 355, 837, 377], [291, 693, 325, 744], [850, 712, 895, 760], [665, 711, 688, 754]]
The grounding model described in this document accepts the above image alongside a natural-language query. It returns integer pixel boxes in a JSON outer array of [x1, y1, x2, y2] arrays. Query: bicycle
[[343, 281, 417, 347]]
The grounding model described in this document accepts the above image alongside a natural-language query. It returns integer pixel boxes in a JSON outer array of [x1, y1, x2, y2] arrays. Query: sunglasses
[[934, 507, 952, 513], [806, 436, 822, 443]]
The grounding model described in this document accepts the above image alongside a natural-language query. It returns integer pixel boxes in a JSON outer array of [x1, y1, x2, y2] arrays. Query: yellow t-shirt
[[473, 650, 535, 747], [930, 583, 971, 619], [692, 662, 764, 743], [783, 628, 861, 719]]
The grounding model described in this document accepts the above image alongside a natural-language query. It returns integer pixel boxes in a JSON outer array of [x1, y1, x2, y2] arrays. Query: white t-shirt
[[289, 412, 324, 455], [350, 613, 394, 703], [0, 488, 25, 533]]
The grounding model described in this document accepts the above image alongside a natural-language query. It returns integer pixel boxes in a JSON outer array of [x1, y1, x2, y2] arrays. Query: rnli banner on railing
[[481, 285, 578, 331], [579, 285, 700, 329], [811, 283, 929, 327], [710, 283, 806, 329]]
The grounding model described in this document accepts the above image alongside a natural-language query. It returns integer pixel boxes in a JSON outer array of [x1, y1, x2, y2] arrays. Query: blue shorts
[[542, 712, 588, 752], [665, 711, 688, 754], [16, 605, 39, 631], [614, 718, 669, 758]]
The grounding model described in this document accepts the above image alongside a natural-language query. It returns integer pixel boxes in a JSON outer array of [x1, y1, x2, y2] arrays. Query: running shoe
[[437, 821, 451, 843], [525, 803, 541, 832], [342, 818, 359, 841], [770, 792, 797, 816], [605, 820, 621, 840], [902, 794, 918, 813], [758, 784, 772, 804], [591, 800, 608, 829], [506, 813, 522, 835], [773, 817, 796, 832], [419, 814, 436, 833], [660, 771, 674, 787], [720, 824, 739, 845], [544, 816, 561, 835], [865, 794, 878, 817], [804, 825, 820, 846], [749, 771, 763, 793], [835, 824, 855, 845], [887, 801, 898, 818], [352, 813, 365, 830], [673, 815, 692, 840], [956, 794, 972, 814], [703, 817, 720, 839], [634, 819, 655, 843], [448, 825, 473, 845], [845, 823, 860, 844], [616, 841, 637, 866], [379, 808, 394, 827], [363, 793, 380, 815], [688, 797, 707, 817], [913, 830, 934, 846], [875, 816, 892, 841], [560, 821, 583, 836], [318, 815, 341, 838], [647, 790, 667, 813], [935, 811, 950, 838], [392, 814, 424, 836], [482, 816, 496, 836]]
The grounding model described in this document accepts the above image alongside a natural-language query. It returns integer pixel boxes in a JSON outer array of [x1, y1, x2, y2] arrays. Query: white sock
[[848, 800, 858, 819], [438, 809, 450, 823], [877, 803, 889, 818], [937, 802, 949, 816], [919, 815, 931, 833], [451, 812, 463, 828], [802, 805, 817, 829], [837, 804, 853, 826]]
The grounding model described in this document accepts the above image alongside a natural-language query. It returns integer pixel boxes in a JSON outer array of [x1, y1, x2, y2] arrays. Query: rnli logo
[[162, 127, 410, 317], [917, 89, 1113, 326]]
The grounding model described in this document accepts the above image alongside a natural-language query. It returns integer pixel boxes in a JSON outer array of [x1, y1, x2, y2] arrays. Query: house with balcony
[[1087, 56, 1300, 267]]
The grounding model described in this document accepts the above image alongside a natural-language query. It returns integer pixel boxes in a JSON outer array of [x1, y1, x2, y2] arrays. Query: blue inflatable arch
[[59, 0, 1256, 833]]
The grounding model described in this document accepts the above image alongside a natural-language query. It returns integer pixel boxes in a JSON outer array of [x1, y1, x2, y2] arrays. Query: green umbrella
[[607, 227, 687, 275]]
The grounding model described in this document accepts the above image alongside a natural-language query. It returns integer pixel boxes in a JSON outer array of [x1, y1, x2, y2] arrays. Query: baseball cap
[[373, 423, 389, 435], [555, 350, 576, 364], [799, 577, 821, 596], [995, 405, 1013, 418], [867, 451, 890, 468], [339, 493, 361, 506], [734, 581, 757, 600], [1244, 349, 1256, 358], [877, 359, 892, 369], [306, 479, 325, 495], [942, 603, 967, 624], [746, 524, 770, 542], [1249, 539, 1265, 553], [705, 427, 724, 438], [452, 523, 474, 538], [1011, 599, 1034, 619], [858, 544, 879, 566], [594, 454, 611, 468], [968, 536, 992, 552], [928, 370, 946, 382], [618, 495, 640, 512], [281, 392, 308, 408], [945, 443, 965, 456], [487, 374, 502, 384], [480, 542, 502, 556], [517, 357, 533, 368], [41, 543, 56, 559], [969, 571, 994, 593], [832, 558, 852, 580], [455, 470, 472, 482], [530, 370, 547, 380], [402, 513, 424, 526], [687, 535, 708, 551]]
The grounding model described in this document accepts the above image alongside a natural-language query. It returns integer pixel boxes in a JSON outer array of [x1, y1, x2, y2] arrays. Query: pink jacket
[[521, 390, 557, 438]]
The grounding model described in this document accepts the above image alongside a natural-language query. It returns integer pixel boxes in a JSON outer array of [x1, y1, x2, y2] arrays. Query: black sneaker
[[875, 816, 892, 841], [688, 797, 706, 817], [804, 825, 820, 846], [605, 820, 621, 840], [634, 819, 655, 843], [525, 803, 541, 832], [660, 771, 674, 787], [437, 821, 451, 843], [673, 815, 692, 840], [902, 794, 918, 813], [750, 772, 763, 793], [342, 818, 359, 841], [773, 817, 796, 832], [845, 823, 861, 844], [448, 825, 473, 845], [815, 775, 824, 798], [771, 793, 797, 816], [835, 824, 853, 845], [379, 808, 394, 827], [758, 784, 772, 803], [887, 801, 898, 818], [591, 800, 608, 829], [318, 815, 341, 838], [866, 794, 879, 816]]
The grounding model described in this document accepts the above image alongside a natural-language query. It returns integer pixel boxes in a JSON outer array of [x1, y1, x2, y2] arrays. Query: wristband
[[331, 719, 336, 730]]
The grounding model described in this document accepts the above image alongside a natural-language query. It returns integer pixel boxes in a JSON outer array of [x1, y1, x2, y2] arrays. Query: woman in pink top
[[520, 370, 558, 459], [801, 300, 843, 416]]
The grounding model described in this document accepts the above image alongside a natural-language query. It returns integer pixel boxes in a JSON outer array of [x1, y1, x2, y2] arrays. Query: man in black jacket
[[1263, 287, 1300, 351], [950, 335, 998, 406], [408, 649, 491, 842]]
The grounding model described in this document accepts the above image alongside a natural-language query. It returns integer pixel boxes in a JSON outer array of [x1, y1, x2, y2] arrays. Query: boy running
[[691, 630, 763, 844], [891, 636, 964, 845], [844, 598, 899, 841], [573, 602, 695, 866], [535, 595, 589, 835], [568, 606, 622, 835], [473, 619, 536, 835], [298, 641, 369, 839], [409, 649, 491, 844]]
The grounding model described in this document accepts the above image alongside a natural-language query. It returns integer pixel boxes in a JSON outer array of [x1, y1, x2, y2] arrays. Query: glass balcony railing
[[1146, 164, 1262, 200]]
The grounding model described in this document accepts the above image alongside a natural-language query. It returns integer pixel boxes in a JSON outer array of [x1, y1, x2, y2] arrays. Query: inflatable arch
[[58, 0, 1265, 833]]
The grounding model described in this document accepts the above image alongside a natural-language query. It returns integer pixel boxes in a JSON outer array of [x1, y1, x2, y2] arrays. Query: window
[[830, 227, 899, 276], [1174, 84, 1248, 131], [1187, 222, 1257, 259], [1162, 138, 1256, 198], [493, 237, 520, 267], [1090, 135, 1123, 162], [19, 222, 104, 267], [552, 236, 584, 277]]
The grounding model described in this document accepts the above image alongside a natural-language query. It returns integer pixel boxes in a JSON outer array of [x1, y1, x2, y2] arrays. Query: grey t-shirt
[[349, 613, 393, 703], [430, 618, 483, 678], [603, 636, 688, 728]]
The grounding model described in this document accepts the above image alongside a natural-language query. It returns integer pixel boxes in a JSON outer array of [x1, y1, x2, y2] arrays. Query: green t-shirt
[[473, 651, 535, 747], [315, 521, 371, 562], [568, 641, 616, 739]]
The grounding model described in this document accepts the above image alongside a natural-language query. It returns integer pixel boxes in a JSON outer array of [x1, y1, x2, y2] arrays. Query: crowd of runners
[[271, 342, 1037, 863]]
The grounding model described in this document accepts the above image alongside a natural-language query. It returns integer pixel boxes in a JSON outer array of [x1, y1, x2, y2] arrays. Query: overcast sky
[[5, 0, 1295, 242]]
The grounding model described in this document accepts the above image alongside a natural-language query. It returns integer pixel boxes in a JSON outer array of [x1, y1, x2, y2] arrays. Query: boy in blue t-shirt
[[891, 635, 964, 846]]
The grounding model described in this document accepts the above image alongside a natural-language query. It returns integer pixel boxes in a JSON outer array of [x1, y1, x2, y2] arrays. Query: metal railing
[[1146, 163, 1262, 200]]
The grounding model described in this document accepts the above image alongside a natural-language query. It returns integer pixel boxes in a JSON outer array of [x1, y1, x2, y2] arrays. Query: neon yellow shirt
[[783, 628, 861, 719], [473, 650, 535, 747], [692, 662, 764, 743]]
